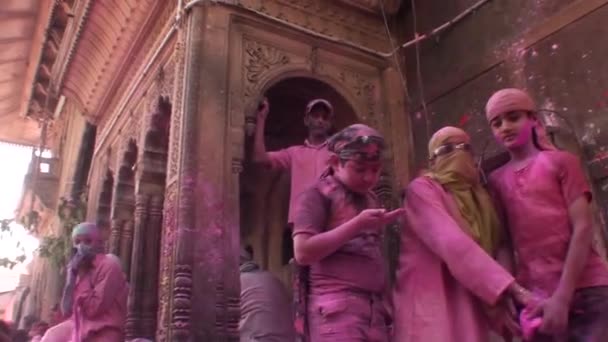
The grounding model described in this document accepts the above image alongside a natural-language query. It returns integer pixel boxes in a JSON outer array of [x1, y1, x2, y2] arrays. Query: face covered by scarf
[[427, 127, 502, 254], [71, 222, 104, 258]]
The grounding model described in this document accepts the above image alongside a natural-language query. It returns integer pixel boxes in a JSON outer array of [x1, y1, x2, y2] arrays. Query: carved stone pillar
[[141, 194, 164, 337], [109, 142, 137, 270], [120, 219, 135, 277], [126, 193, 151, 339], [168, 4, 239, 341], [108, 218, 122, 256]]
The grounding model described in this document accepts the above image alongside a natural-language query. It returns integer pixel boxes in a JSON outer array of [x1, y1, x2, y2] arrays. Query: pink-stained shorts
[[308, 291, 390, 342]]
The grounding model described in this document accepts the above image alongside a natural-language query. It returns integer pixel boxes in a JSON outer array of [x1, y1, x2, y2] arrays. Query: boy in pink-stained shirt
[[486, 88, 608, 341], [253, 98, 334, 226], [60, 222, 128, 342], [292, 124, 404, 342]]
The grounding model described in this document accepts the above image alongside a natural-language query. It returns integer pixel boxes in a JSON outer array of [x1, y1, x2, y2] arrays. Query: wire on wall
[[379, 0, 409, 99], [409, 0, 431, 142]]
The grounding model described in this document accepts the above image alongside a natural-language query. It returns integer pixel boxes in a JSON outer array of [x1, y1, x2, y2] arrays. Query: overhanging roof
[[0, 0, 53, 146]]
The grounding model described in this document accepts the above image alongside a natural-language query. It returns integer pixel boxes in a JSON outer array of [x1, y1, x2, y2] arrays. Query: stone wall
[[403, 0, 608, 225]]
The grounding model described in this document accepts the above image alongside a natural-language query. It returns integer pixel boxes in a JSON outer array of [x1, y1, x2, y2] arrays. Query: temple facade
[[7, 0, 410, 340], [6, 1, 608, 340]]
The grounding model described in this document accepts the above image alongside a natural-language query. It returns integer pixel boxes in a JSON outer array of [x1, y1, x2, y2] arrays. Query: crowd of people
[[240, 88, 608, 342], [3, 87, 608, 341]]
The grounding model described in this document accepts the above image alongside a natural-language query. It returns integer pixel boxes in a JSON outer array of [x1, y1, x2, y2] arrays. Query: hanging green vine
[[21, 210, 41, 233], [37, 193, 88, 268], [0, 218, 27, 269], [37, 235, 70, 268]]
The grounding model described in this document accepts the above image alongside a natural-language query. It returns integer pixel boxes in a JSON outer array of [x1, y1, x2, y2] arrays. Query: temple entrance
[[239, 76, 358, 287]]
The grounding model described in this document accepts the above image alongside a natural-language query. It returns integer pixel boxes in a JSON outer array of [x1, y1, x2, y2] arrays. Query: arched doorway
[[239, 77, 358, 286]]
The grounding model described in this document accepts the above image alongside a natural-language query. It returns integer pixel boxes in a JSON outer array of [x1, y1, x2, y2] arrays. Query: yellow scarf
[[427, 150, 502, 254]]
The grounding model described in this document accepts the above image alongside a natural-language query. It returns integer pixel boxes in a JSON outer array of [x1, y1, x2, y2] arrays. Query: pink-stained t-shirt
[[267, 140, 330, 223], [394, 176, 515, 342], [71, 253, 128, 342], [489, 150, 608, 297], [292, 175, 386, 295]]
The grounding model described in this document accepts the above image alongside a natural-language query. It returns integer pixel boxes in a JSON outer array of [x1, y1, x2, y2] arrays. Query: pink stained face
[[333, 144, 382, 193], [489, 110, 536, 150]]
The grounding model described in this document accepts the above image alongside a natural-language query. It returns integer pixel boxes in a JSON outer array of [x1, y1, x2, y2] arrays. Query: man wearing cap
[[253, 98, 334, 229]]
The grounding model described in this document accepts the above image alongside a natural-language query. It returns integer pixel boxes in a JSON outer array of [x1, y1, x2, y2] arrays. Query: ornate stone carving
[[238, 0, 389, 51], [95, 169, 114, 240], [214, 282, 225, 333], [159, 58, 176, 101], [169, 17, 199, 336], [147, 58, 176, 116], [156, 181, 177, 340], [141, 193, 164, 337], [125, 116, 138, 148], [243, 39, 290, 135], [108, 218, 122, 256], [171, 264, 193, 339], [120, 219, 135, 278], [226, 292, 240, 340], [337, 69, 380, 126], [168, 40, 186, 181], [126, 193, 151, 339], [243, 39, 290, 99]]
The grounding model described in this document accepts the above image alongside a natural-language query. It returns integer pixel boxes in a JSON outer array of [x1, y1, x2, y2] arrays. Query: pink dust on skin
[[492, 119, 535, 150]]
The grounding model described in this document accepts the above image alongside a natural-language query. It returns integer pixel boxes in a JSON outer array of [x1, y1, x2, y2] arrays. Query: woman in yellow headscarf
[[393, 126, 534, 342]]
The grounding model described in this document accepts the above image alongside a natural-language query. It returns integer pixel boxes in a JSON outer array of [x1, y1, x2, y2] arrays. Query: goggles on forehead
[[337, 149, 382, 162], [335, 135, 385, 162], [430, 142, 472, 160], [339, 135, 385, 151]]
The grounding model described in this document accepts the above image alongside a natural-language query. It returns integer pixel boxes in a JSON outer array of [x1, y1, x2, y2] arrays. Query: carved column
[[168, 4, 239, 341], [109, 142, 137, 270], [141, 194, 164, 337], [169, 10, 198, 338], [120, 219, 135, 277], [126, 193, 151, 339], [108, 218, 122, 256]]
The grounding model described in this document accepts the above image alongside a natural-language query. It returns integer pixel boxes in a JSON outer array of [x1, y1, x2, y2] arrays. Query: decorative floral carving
[[242, 39, 290, 136], [337, 69, 379, 126], [243, 39, 290, 99], [168, 40, 185, 180], [156, 180, 177, 340], [160, 58, 176, 101], [238, 0, 389, 51], [171, 263, 193, 338]]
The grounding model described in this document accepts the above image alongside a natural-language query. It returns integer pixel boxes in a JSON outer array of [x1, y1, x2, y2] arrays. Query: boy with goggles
[[292, 124, 403, 342]]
